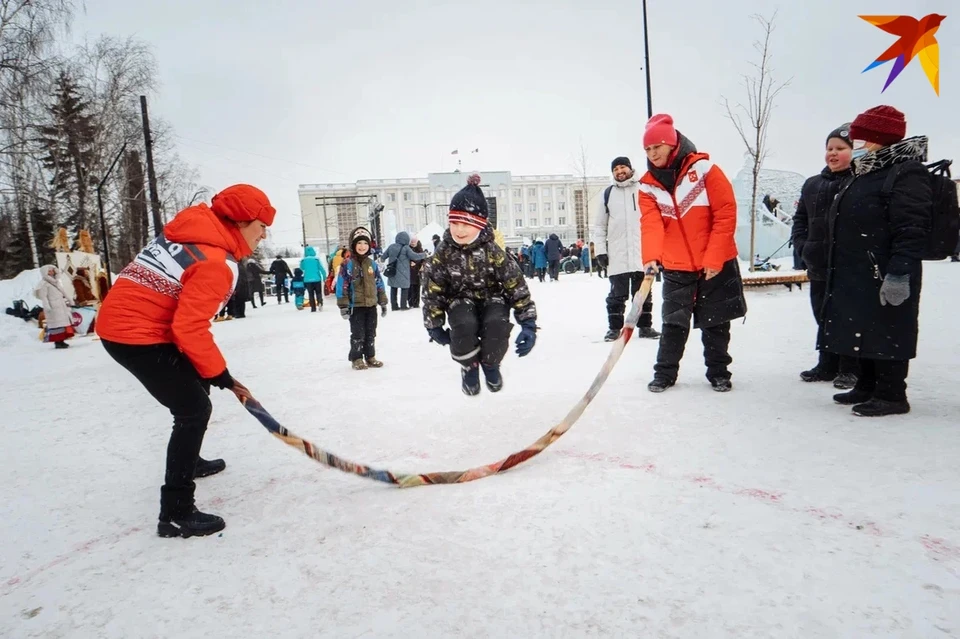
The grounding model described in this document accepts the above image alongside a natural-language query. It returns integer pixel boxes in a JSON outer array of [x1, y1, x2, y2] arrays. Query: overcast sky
[[71, 0, 956, 249]]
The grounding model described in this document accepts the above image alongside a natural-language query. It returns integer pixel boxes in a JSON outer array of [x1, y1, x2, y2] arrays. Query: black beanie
[[826, 123, 853, 149], [349, 226, 372, 253], [611, 156, 632, 172], [449, 174, 488, 230]]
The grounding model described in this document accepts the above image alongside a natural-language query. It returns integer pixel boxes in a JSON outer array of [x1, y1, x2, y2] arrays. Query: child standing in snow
[[35, 264, 74, 349], [291, 268, 306, 309], [422, 174, 538, 395], [336, 226, 388, 370]]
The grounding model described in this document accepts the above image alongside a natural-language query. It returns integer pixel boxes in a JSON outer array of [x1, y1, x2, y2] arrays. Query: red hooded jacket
[[96, 186, 274, 379]]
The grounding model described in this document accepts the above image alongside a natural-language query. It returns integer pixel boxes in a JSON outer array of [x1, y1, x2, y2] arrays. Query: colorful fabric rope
[[241, 275, 655, 487]]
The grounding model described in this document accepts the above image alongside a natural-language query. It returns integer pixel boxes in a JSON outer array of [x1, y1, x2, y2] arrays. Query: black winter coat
[[818, 136, 932, 361], [269, 258, 293, 285], [792, 166, 852, 281], [544, 234, 562, 261], [246, 261, 267, 292]]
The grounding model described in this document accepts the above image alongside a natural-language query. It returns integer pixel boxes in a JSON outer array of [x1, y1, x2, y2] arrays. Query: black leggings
[[101, 340, 213, 517]]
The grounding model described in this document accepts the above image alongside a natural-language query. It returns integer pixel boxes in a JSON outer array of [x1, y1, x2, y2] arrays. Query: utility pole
[[140, 96, 164, 237], [642, 0, 653, 119]]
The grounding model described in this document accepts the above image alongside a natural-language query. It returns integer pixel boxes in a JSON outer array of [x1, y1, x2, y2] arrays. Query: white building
[[297, 171, 611, 252]]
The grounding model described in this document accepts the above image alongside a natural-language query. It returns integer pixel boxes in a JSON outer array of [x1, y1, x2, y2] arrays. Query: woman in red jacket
[[97, 184, 275, 538], [638, 115, 747, 393]]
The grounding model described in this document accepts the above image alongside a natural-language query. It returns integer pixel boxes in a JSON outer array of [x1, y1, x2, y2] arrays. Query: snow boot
[[647, 376, 674, 393], [636, 327, 661, 339], [833, 373, 857, 390], [461, 364, 481, 396], [603, 329, 620, 342], [800, 365, 836, 382], [481, 364, 503, 392], [709, 376, 733, 392], [833, 388, 872, 405], [158, 508, 225, 538], [54, 341, 69, 349], [365, 357, 384, 368], [852, 398, 910, 417], [352, 359, 368, 370], [195, 457, 225, 479]]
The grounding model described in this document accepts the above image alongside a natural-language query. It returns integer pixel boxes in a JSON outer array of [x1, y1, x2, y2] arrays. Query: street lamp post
[[642, 0, 653, 119]]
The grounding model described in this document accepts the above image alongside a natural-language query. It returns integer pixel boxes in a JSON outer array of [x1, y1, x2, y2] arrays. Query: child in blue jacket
[[291, 268, 306, 309]]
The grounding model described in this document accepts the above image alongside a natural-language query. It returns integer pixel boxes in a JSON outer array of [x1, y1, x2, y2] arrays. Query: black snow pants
[[275, 277, 288, 303], [854, 358, 909, 402], [305, 281, 323, 310], [809, 279, 858, 375], [654, 258, 746, 383], [390, 287, 409, 310], [448, 297, 513, 369], [607, 271, 654, 330], [348, 306, 378, 361], [547, 259, 560, 281], [101, 340, 214, 517]]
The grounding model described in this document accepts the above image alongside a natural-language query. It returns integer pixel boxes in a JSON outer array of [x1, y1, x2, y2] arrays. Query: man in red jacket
[[97, 184, 275, 538]]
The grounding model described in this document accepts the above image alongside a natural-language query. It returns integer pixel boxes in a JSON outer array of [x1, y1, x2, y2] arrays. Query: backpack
[[603, 185, 613, 212], [881, 159, 959, 261]]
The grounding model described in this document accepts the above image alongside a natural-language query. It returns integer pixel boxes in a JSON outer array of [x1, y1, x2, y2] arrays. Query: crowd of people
[[62, 102, 943, 538]]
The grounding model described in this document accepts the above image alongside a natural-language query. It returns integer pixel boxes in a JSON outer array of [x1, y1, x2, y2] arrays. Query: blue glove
[[515, 320, 537, 357], [879, 273, 910, 306], [428, 326, 451, 346]]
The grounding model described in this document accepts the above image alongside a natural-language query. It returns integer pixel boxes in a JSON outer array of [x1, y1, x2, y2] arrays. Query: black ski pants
[[448, 298, 513, 369], [101, 340, 213, 517], [653, 260, 745, 382], [348, 306, 378, 361], [390, 287, 409, 310], [547, 259, 560, 281], [854, 358, 909, 402], [408, 276, 421, 308], [607, 271, 654, 330], [274, 277, 288, 303], [305, 281, 323, 310], [809, 279, 858, 375]]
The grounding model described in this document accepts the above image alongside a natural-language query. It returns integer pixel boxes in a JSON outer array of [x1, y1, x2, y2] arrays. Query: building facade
[[297, 171, 611, 252]]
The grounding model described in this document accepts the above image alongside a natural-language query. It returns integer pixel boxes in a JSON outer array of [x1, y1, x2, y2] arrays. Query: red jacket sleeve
[[639, 187, 664, 265], [171, 260, 235, 379], [702, 164, 738, 272]]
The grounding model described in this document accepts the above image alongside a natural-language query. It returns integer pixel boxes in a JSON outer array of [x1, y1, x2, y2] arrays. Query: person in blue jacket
[[291, 268, 306, 309], [531, 238, 548, 282], [299, 246, 327, 312]]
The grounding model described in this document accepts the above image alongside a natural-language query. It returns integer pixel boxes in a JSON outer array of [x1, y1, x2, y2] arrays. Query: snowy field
[[2, 263, 959, 638]]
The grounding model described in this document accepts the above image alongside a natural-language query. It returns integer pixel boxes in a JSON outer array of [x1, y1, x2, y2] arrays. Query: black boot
[[800, 365, 836, 382], [852, 398, 910, 417], [157, 507, 225, 538], [833, 373, 858, 389], [461, 364, 481, 396], [481, 364, 503, 392], [603, 329, 620, 342], [709, 376, 732, 392], [636, 326, 661, 339], [54, 341, 69, 349], [647, 376, 674, 393], [833, 389, 873, 405], [195, 457, 226, 478]]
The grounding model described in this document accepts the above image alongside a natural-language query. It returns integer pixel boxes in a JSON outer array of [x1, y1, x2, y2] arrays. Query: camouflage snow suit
[[422, 226, 537, 368]]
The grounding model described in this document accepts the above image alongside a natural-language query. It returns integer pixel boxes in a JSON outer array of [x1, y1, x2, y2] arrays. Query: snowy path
[[2, 265, 959, 638]]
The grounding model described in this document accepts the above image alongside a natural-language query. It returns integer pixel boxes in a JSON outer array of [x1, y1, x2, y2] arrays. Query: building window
[[544, 202, 552, 212], [558, 216, 566, 225], [419, 190, 428, 202], [404, 207, 413, 218], [544, 217, 552, 226], [403, 191, 412, 201], [515, 219, 523, 228], [388, 193, 396, 202], [514, 203, 522, 213], [542, 187, 551, 197], [513, 188, 521, 198], [558, 202, 566, 211], [528, 187, 536, 197], [530, 218, 538, 226], [557, 187, 566, 197], [529, 203, 537, 212]]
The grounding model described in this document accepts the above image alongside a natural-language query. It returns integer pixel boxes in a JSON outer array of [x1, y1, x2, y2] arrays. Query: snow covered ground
[[2, 263, 959, 638]]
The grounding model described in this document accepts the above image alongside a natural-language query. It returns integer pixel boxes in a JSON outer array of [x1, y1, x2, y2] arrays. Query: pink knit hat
[[643, 114, 678, 148]]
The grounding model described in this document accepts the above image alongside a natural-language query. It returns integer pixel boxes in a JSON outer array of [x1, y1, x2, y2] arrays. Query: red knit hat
[[211, 184, 277, 226], [643, 114, 678, 148], [848, 106, 906, 147]]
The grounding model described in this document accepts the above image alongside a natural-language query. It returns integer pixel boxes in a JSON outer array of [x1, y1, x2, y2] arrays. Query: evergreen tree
[[37, 70, 98, 237]]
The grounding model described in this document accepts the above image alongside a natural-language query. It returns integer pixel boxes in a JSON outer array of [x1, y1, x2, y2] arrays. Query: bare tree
[[721, 11, 791, 271]]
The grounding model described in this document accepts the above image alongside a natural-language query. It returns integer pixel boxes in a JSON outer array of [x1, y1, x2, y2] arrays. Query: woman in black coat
[[245, 260, 268, 307], [819, 106, 932, 417], [792, 124, 857, 388]]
